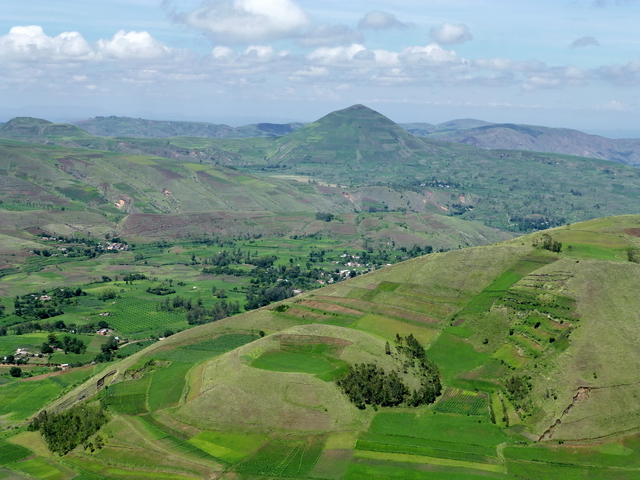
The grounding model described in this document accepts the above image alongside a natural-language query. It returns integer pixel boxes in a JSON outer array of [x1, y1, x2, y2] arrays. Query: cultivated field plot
[[148, 333, 258, 363], [102, 375, 151, 415], [234, 436, 325, 477], [433, 388, 489, 416], [103, 297, 187, 337], [148, 362, 193, 411], [188, 431, 265, 464]]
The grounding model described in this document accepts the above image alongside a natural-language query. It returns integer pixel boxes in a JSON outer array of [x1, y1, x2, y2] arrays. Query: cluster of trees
[[29, 404, 108, 455], [146, 285, 176, 296], [315, 212, 334, 222], [244, 285, 292, 311], [510, 216, 566, 233], [336, 363, 408, 408], [157, 295, 241, 325], [13, 287, 86, 321], [536, 234, 563, 253], [94, 336, 119, 363], [505, 375, 532, 403], [123, 273, 146, 284], [41, 333, 87, 355], [185, 300, 241, 324], [394, 334, 442, 406], [335, 334, 442, 409]]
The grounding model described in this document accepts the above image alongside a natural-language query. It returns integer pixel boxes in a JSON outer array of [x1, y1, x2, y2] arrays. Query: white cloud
[[401, 44, 463, 66], [297, 23, 363, 48], [597, 57, 640, 85], [211, 46, 234, 58], [97, 30, 174, 60], [173, 0, 309, 44], [289, 66, 329, 80], [308, 44, 367, 64], [430, 22, 473, 45], [0, 26, 93, 62], [571, 36, 599, 48], [358, 11, 411, 30]]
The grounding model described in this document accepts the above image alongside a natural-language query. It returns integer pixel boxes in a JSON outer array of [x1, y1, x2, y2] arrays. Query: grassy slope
[[15, 214, 636, 480], [6, 108, 640, 235]]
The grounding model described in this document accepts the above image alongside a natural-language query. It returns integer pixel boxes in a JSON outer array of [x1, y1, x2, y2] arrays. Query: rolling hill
[[4, 106, 640, 237], [14, 214, 640, 479], [412, 121, 640, 167]]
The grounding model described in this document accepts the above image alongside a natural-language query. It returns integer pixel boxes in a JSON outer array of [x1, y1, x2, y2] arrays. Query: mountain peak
[[266, 104, 428, 165]]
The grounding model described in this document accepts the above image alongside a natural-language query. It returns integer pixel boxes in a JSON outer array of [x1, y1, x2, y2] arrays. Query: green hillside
[[265, 104, 431, 166], [421, 122, 640, 167], [4, 106, 640, 235], [4, 214, 637, 479]]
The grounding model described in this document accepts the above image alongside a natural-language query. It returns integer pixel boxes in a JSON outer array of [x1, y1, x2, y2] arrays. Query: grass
[[188, 431, 265, 464], [433, 389, 489, 416], [234, 436, 325, 477], [148, 362, 193, 411], [369, 412, 507, 448], [503, 435, 640, 469], [149, 334, 259, 363], [103, 375, 152, 415], [492, 344, 529, 369], [344, 463, 504, 480], [353, 314, 436, 345], [8, 457, 69, 480], [0, 379, 62, 421], [251, 351, 339, 375], [353, 450, 504, 473], [0, 442, 31, 466], [455, 252, 558, 319], [426, 333, 490, 385]]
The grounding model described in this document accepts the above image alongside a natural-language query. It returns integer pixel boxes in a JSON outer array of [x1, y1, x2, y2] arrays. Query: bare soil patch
[[277, 409, 330, 431], [624, 228, 640, 237]]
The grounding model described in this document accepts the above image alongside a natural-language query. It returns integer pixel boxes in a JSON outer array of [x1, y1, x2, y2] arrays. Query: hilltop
[[12, 214, 640, 479], [265, 104, 431, 166], [409, 120, 640, 167]]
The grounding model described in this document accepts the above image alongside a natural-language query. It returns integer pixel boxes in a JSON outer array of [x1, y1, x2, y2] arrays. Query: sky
[[1, 0, 640, 136]]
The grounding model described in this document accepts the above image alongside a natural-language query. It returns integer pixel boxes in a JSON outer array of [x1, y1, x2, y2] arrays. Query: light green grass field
[[427, 333, 490, 385], [369, 412, 507, 447], [353, 314, 436, 345], [148, 362, 193, 411], [188, 431, 265, 464]]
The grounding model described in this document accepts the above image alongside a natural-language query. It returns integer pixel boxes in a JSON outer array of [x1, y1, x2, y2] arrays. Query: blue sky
[[1, 0, 639, 136]]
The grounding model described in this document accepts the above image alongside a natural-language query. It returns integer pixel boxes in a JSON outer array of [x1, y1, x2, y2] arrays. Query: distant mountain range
[[67, 113, 640, 167], [2, 105, 640, 238], [74, 115, 304, 138]]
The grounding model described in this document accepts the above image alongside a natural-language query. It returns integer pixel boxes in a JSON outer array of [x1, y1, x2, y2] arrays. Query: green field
[[369, 412, 507, 447], [148, 362, 193, 411], [252, 350, 339, 375], [188, 431, 265, 464]]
